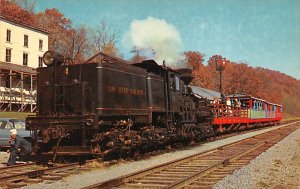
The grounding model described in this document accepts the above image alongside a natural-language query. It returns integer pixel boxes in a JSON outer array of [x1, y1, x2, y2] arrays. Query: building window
[[6, 49, 11, 62], [6, 30, 11, 42], [39, 40, 43, 50], [23, 53, 28, 66], [24, 35, 28, 47], [38, 56, 43, 67]]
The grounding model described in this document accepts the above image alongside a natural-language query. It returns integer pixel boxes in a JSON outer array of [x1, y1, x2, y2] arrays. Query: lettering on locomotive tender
[[106, 85, 144, 96]]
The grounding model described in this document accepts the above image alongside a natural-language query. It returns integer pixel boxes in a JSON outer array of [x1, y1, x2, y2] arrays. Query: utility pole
[[210, 55, 227, 103], [216, 58, 226, 95], [130, 46, 140, 62]]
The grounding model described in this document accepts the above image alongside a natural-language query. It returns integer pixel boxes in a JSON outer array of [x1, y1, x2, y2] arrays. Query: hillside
[[185, 51, 300, 117], [2, 1, 298, 118]]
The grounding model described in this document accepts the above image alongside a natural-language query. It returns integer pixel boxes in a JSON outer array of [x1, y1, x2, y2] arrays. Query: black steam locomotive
[[26, 51, 213, 159]]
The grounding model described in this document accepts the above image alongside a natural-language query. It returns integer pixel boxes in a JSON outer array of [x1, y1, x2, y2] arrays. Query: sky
[[35, 0, 300, 79]]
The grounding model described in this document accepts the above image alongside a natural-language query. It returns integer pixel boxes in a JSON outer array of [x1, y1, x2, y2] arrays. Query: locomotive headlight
[[43, 51, 55, 66], [86, 119, 93, 126], [43, 51, 64, 67]]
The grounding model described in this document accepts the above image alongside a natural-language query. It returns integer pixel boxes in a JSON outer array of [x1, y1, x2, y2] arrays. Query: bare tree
[[90, 20, 117, 55], [67, 25, 92, 63]]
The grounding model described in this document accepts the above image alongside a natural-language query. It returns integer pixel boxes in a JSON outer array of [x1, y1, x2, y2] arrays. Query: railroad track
[[0, 159, 100, 188], [0, 122, 298, 188], [82, 122, 300, 189]]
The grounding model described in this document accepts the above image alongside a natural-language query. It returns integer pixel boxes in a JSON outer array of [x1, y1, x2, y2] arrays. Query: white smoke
[[123, 17, 184, 66]]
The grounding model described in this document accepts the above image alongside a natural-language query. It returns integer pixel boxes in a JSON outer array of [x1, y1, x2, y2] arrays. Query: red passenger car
[[212, 94, 282, 132]]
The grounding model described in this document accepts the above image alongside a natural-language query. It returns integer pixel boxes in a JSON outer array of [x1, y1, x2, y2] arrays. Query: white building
[[0, 15, 49, 68], [0, 16, 49, 112]]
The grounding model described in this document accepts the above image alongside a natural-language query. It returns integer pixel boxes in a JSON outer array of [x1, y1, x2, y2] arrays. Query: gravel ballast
[[213, 124, 300, 189], [0, 123, 294, 189], [9, 121, 298, 189]]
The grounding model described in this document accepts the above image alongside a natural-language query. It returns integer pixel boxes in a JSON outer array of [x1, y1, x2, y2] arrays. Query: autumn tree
[[35, 8, 73, 57], [206, 55, 226, 91], [0, 0, 35, 25], [222, 62, 264, 97], [184, 51, 210, 87], [1, 2, 116, 63], [90, 20, 118, 56], [66, 25, 91, 64]]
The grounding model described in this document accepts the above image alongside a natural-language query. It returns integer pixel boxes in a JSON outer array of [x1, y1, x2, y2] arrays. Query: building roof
[[84, 51, 131, 64], [191, 86, 221, 100], [0, 61, 36, 75], [0, 15, 49, 35]]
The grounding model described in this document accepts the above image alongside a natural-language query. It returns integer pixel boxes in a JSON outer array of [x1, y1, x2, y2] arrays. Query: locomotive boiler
[[26, 51, 213, 159]]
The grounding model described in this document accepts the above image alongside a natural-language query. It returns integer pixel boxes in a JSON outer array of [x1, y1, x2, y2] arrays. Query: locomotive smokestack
[[176, 68, 194, 86], [177, 68, 194, 94]]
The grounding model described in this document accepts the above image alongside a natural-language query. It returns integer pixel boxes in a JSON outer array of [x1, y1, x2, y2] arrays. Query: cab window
[[174, 75, 180, 91], [170, 74, 180, 91]]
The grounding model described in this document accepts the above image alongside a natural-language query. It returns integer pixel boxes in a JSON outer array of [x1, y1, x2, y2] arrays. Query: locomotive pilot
[[7, 129, 32, 166]]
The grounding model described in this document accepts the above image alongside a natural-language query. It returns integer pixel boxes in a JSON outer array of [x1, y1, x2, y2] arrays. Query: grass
[[0, 112, 35, 119]]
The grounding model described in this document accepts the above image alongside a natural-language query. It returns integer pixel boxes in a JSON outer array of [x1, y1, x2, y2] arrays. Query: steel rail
[[166, 127, 295, 188], [0, 162, 36, 172], [0, 159, 98, 188], [81, 121, 299, 189]]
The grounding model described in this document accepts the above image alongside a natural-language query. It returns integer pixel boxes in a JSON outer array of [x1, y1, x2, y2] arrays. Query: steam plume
[[123, 17, 184, 66]]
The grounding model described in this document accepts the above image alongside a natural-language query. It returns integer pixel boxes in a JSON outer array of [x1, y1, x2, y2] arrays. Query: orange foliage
[[0, 0, 35, 25], [35, 8, 73, 55], [184, 51, 211, 88], [185, 51, 300, 117], [1, 1, 90, 63]]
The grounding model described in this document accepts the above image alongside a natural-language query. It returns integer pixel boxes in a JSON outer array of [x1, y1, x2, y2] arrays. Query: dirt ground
[[0, 152, 9, 167]]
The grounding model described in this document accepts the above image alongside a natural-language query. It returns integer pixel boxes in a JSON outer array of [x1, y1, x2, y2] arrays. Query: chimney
[[176, 68, 194, 85]]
